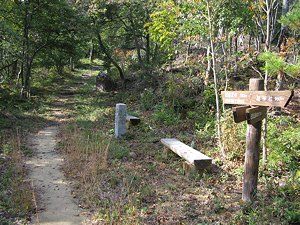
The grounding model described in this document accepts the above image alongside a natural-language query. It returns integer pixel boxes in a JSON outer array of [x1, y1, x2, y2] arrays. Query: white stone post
[[115, 103, 127, 138]]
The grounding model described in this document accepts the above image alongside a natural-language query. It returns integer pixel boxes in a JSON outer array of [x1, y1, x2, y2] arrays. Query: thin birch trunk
[[205, 45, 211, 86], [206, 0, 225, 157], [262, 70, 268, 165]]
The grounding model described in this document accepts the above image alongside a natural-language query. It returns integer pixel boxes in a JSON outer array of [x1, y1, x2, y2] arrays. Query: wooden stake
[[242, 79, 264, 202]]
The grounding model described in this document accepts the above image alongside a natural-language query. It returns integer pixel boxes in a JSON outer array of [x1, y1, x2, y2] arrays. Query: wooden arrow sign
[[221, 90, 293, 107], [246, 106, 268, 124], [232, 106, 250, 123]]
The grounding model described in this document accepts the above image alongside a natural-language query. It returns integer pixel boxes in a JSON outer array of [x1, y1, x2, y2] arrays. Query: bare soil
[[26, 126, 86, 225], [26, 87, 87, 224]]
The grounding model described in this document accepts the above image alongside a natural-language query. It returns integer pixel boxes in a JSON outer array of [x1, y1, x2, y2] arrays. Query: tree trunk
[[96, 32, 124, 81], [276, 0, 289, 87], [248, 35, 252, 52], [205, 45, 211, 85], [21, 0, 30, 98], [229, 35, 232, 56], [12, 60, 18, 79], [146, 33, 150, 64], [277, 0, 289, 52], [24, 66, 31, 98], [234, 36, 238, 74], [69, 57, 74, 71], [128, 6, 154, 80], [22, 35, 30, 97], [89, 39, 94, 63], [262, 0, 280, 163], [206, 0, 225, 157], [265, 0, 278, 51], [255, 36, 260, 51], [293, 31, 297, 63]]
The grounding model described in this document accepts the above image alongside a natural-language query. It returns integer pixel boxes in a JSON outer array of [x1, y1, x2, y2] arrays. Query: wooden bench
[[126, 115, 140, 128], [161, 138, 212, 175]]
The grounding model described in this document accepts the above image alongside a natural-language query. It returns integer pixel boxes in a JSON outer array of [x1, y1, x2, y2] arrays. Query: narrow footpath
[[26, 85, 87, 224]]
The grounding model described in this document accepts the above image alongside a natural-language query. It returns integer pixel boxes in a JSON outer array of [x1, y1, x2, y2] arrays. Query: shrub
[[140, 88, 155, 110], [221, 110, 247, 161]]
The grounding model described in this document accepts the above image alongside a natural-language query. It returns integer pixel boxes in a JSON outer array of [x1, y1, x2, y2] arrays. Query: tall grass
[[0, 132, 35, 223], [59, 123, 111, 185], [58, 122, 143, 224]]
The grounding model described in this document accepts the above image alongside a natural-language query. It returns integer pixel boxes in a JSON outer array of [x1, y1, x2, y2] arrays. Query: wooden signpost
[[246, 106, 268, 124], [232, 106, 250, 123], [222, 90, 292, 107], [221, 78, 293, 202]]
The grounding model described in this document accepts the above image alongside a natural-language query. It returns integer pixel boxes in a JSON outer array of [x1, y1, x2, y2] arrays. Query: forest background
[[0, 0, 299, 224]]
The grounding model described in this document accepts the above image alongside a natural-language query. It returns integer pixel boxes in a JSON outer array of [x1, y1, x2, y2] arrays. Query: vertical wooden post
[[242, 79, 264, 202]]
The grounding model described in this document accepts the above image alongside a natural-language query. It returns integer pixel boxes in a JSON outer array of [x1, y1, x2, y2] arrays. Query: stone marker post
[[115, 103, 127, 138]]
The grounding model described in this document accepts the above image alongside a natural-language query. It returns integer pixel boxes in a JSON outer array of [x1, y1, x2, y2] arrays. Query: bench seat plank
[[126, 115, 140, 125], [161, 138, 212, 169]]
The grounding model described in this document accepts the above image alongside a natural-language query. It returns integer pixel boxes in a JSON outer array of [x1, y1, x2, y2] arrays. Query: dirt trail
[[26, 126, 86, 225], [26, 87, 87, 224]]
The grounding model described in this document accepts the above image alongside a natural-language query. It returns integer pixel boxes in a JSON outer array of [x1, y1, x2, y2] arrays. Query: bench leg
[[163, 147, 170, 157], [183, 161, 196, 177]]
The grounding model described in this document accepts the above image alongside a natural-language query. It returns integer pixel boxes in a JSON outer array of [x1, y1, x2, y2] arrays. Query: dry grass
[[58, 123, 146, 224], [0, 132, 35, 223], [58, 125, 109, 195]]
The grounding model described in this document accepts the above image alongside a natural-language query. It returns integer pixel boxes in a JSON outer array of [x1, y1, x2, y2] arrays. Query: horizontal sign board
[[221, 90, 293, 107], [232, 106, 250, 123], [246, 106, 268, 124]]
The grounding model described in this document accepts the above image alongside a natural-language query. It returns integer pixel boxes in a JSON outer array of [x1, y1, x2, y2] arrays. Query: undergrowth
[[0, 133, 35, 224]]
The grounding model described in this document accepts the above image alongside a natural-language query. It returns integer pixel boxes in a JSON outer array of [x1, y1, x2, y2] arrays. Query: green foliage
[[258, 51, 300, 78], [153, 107, 182, 126], [279, 2, 300, 33], [163, 73, 204, 112], [221, 109, 247, 161], [89, 1, 155, 79], [193, 84, 217, 130], [147, 1, 180, 49], [220, 114, 300, 224], [0, 0, 88, 96], [165, 78, 181, 110], [232, 187, 299, 225], [266, 116, 299, 179], [147, 0, 207, 60], [140, 88, 156, 110], [217, 0, 255, 35]]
